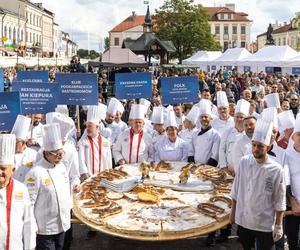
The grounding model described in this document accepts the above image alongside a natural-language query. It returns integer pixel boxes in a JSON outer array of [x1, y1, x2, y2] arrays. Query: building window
[[220, 13, 224, 20], [241, 26, 246, 34], [8, 27, 11, 40], [241, 41, 246, 48], [30, 14, 32, 24], [21, 30, 23, 41], [278, 38, 281, 45], [224, 41, 229, 50], [29, 32, 31, 43], [215, 26, 220, 34], [232, 26, 237, 34], [228, 14, 232, 20], [283, 37, 286, 45], [13, 28, 16, 43], [224, 26, 229, 35], [114, 37, 120, 46], [4, 26, 7, 37]]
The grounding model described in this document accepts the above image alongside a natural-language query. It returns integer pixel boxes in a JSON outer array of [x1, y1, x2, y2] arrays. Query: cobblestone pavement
[[70, 224, 243, 250]]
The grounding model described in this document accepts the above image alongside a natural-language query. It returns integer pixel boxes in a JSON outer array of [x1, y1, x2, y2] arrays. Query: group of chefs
[[0, 89, 300, 250]]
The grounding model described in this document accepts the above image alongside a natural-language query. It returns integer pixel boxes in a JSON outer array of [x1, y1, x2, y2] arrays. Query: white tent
[[285, 53, 300, 67], [182, 51, 222, 66], [212, 48, 251, 67], [0, 57, 16, 67], [238, 45, 298, 68]]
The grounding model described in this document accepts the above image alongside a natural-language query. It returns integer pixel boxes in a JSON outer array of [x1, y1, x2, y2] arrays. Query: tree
[[77, 49, 100, 59], [154, 0, 221, 63], [104, 37, 110, 51]]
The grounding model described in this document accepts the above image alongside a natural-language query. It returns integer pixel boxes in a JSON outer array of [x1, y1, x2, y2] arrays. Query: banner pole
[[76, 105, 81, 138]]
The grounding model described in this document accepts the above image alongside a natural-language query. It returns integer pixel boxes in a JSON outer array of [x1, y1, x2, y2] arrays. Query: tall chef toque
[[252, 119, 273, 146], [216, 91, 229, 108], [235, 99, 250, 116], [151, 106, 164, 125], [186, 105, 200, 125], [0, 134, 16, 166], [261, 107, 278, 129], [129, 104, 146, 120], [264, 93, 280, 109], [198, 99, 212, 116], [87, 103, 107, 125], [52, 112, 75, 140], [43, 123, 63, 151], [164, 110, 177, 128], [107, 98, 124, 116], [11, 115, 31, 141]]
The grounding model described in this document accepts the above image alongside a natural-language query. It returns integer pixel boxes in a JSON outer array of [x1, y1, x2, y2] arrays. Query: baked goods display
[[73, 162, 233, 240]]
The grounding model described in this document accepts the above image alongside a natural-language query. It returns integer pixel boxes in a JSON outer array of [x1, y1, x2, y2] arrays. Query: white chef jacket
[[115, 120, 128, 134], [154, 136, 188, 162], [178, 127, 198, 144], [189, 126, 221, 164], [78, 134, 112, 175], [211, 116, 234, 137], [175, 115, 185, 129], [106, 121, 120, 145], [25, 158, 71, 235], [14, 147, 37, 183], [219, 127, 244, 171], [0, 179, 36, 250], [151, 130, 166, 146], [28, 123, 44, 151], [232, 134, 252, 172], [231, 154, 286, 232], [285, 145, 300, 204], [113, 128, 154, 164]]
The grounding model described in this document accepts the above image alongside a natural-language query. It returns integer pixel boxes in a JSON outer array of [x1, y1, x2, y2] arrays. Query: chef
[[150, 106, 166, 145], [113, 104, 154, 165], [27, 114, 44, 151], [140, 98, 153, 134], [0, 134, 36, 250], [230, 120, 286, 250], [277, 110, 295, 149], [232, 116, 257, 171], [173, 104, 185, 130], [113, 101, 127, 134], [211, 91, 234, 137], [179, 105, 199, 144], [25, 123, 79, 250], [219, 99, 250, 172], [188, 99, 221, 166], [285, 114, 300, 249], [12, 115, 37, 183], [78, 105, 112, 181], [154, 110, 188, 162]]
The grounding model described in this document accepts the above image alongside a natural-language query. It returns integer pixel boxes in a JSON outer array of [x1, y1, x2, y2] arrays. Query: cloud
[[36, 0, 299, 51]]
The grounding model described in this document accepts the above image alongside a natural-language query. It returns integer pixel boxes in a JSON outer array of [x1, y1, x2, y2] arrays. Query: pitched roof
[[203, 7, 251, 22], [257, 23, 297, 38], [110, 15, 145, 32]]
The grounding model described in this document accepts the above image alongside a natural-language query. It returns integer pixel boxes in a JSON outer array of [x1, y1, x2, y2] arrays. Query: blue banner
[[160, 76, 199, 105], [211, 65, 216, 70], [12, 82, 59, 114], [244, 66, 251, 72], [115, 72, 152, 100], [0, 69, 3, 92], [292, 67, 300, 75], [0, 92, 21, 131], [265, 67, 274, 73], [55, 73, 98, 105], [17, 70, 49, 83]]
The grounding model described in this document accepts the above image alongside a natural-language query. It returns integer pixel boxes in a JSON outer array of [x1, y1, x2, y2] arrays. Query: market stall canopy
[[239, 45, 298, 67], [0, 57, 16, 67], [88, 57, 101, 67], [182, 51, 222, 66], [284, 52, 300, 67], [100, 47, 148, 68], [212, 48, 251, 66]]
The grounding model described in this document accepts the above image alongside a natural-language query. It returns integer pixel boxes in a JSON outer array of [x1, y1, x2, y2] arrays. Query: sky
[[35, 0, 300, 52]]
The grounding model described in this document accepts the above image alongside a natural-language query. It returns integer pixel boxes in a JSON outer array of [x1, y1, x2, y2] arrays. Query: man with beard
[[289, 94, 299, 118], [188, 99, 220, 166], [27, 114, 44, 151], [230, 120, 286, 250], [211, 91, 234, 137], [232, 116, 257, 171], [0, 134, 36, 250]]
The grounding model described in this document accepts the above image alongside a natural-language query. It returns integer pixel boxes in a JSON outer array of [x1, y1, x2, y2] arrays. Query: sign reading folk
[[115, 72, 152, 100], [0, 92, 21, 131], [160, 76, 199, 105], [17, 70, 49, 83], [55, 73, 98, 105], [12, 82, 59, 114]]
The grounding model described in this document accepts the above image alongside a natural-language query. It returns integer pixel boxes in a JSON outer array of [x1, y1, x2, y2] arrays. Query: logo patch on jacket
[[14, 192, 23, 200], [26, 162, 33, 167], [44, 178, 52, 186]]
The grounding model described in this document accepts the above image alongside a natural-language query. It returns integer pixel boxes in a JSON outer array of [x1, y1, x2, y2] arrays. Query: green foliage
[[104, 37, 110, 51], [154, 0, 221, 63], [77, 49, 100, 59]]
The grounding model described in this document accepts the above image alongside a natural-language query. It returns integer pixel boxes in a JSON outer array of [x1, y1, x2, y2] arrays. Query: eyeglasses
[[291, 99, 298, 101], [48, 151, 65, 158]]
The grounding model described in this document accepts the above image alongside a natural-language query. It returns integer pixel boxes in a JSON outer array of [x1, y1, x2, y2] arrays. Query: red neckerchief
[[129, 129, 144, 163], [5, 178, 14, 250], [87, 135, 102, 174]]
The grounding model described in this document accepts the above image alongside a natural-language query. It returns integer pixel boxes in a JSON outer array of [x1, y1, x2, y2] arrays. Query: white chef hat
[[294, 113, 300, 133], [0, 134, 16, 166], [252, 120, 273, 146], [46, 112, 57, 124], [140, 98, 151, 111], [264, 93, 280, 109], [11, 115, 31, 141], [278, 110, 295, 131], [107, 98, 124, 116], [129, 104, 146, 120], [55, 105, 69, 117], [235, 99, 250, 116], [261, 107, 278, 129], [151, 106, 164, 124], [43, 123, 63, 151], [165, 105, 173, 112], [216, 91, 229, 108], [52, 113, 75, 140], [164, 110, 177, 128], [87, 103, 107, 125], [186, 105, 200, 125], [198, 99, 212, 116]]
